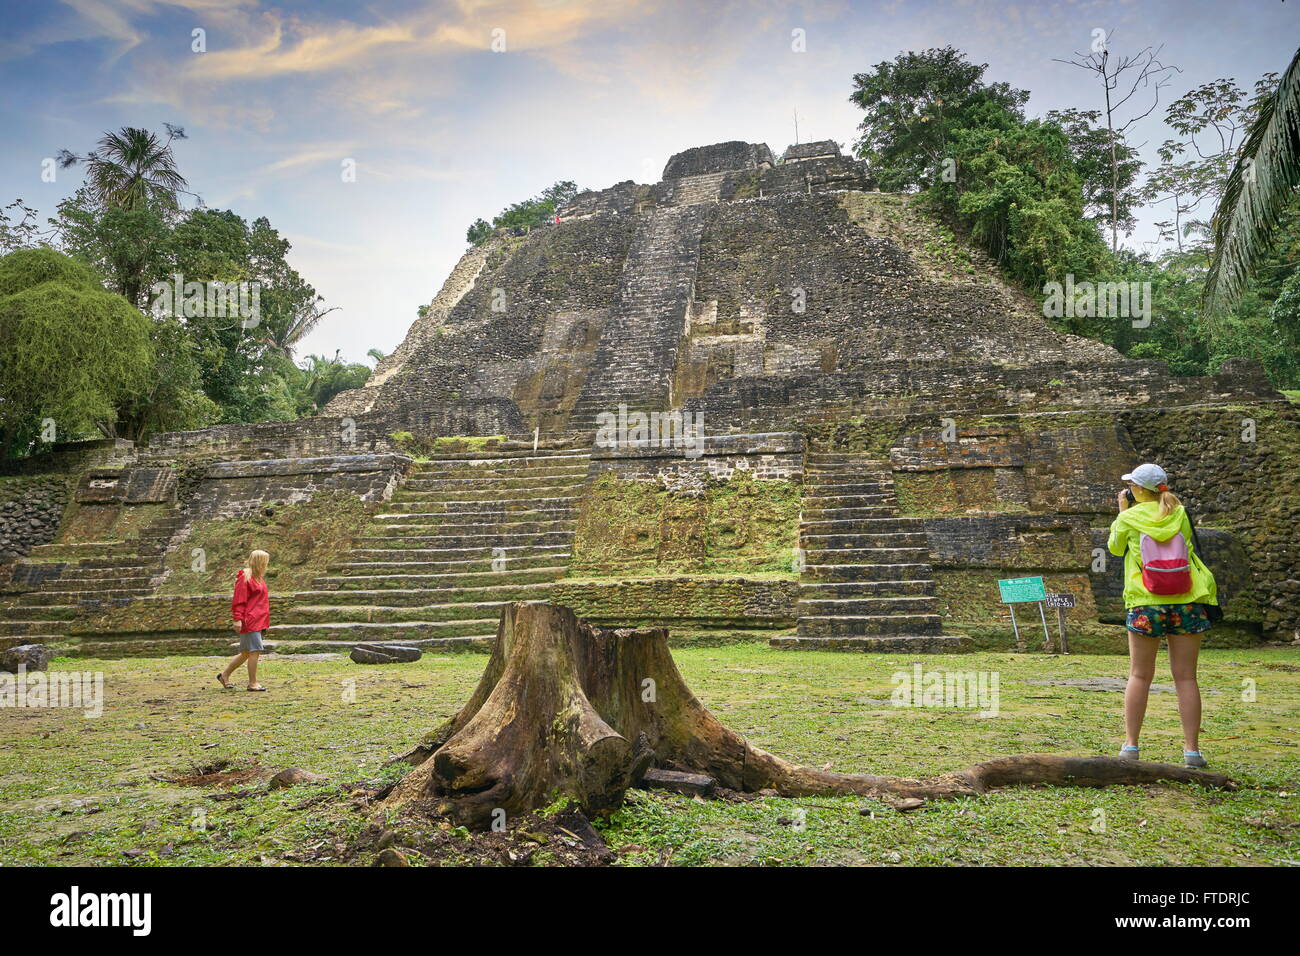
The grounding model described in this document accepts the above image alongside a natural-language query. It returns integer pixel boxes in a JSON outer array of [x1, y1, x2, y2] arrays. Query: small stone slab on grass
[[349, 643, 423, 665], [638, 768, 717, 797]]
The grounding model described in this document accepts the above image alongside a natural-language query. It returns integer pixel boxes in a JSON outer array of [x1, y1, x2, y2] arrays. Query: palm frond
[[1203, 46, 1300, 316], [85, 127, 189, 212]]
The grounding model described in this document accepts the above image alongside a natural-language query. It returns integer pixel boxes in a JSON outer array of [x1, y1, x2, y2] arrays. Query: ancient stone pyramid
[[5, 139, 1293, 658], [325, 139, 1129, 438]]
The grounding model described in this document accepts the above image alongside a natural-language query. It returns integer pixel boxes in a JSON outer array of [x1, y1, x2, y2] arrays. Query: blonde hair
[[1133, 484, 1181, 520], [1156, 488, 1181, 520], [245, 549, 270, 581]]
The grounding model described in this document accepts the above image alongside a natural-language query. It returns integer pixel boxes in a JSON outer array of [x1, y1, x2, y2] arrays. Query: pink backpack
[[1139, 532, 1193, 595]]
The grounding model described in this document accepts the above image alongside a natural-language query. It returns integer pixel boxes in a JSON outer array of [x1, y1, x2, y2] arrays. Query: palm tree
[[1203, 47, 1300, 315], [260, 293, 337, 359], [59, 125, 189, 212], [299, 351, 370, 412]]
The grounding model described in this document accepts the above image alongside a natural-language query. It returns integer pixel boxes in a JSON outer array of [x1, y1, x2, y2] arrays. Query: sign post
[[998, 576, 1049, 652], [1045, 593, 1076, 654]]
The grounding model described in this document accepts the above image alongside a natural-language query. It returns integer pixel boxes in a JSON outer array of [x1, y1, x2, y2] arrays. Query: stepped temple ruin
[[2, 139, 1298, 657]]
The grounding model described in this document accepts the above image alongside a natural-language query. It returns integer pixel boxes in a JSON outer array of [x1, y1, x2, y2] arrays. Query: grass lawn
[[1, 644, 1297, 866]]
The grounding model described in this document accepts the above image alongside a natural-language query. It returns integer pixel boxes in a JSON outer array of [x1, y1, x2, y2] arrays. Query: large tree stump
[[385, 602, 1236, 827]]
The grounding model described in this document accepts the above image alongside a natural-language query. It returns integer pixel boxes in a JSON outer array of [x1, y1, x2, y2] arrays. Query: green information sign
[[998, 576, 1047, 604]]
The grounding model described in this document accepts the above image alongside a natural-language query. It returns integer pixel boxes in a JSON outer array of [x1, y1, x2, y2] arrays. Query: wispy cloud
[[259, 144, 357, 175], [3, 0, 1293, 368], [189, 16, 418, 80], [0, 0, 259, 62]]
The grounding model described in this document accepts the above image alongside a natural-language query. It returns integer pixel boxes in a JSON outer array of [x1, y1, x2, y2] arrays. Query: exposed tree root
[[385, 602, 1236, 827]]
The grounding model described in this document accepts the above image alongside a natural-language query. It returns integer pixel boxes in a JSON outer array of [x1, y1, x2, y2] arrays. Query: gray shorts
[[240, 630, 265, 652]]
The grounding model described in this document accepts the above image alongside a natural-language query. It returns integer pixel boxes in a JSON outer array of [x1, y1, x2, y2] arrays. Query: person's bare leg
[[1166, 634, 1202, 752], [222, 651, 248, 684], [246, 651, 262, 689], [1124, 632, 1159, 748]]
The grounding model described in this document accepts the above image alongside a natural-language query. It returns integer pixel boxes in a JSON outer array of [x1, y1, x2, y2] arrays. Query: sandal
[[247, 685, 268, 692], [217, 673, 234, 689]]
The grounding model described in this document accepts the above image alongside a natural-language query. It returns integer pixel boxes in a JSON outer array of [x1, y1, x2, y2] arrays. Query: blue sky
[[1, 0, 1295, 363]]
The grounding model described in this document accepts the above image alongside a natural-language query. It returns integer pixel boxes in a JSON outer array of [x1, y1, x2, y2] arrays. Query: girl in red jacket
[[219, 549, 271, 691]]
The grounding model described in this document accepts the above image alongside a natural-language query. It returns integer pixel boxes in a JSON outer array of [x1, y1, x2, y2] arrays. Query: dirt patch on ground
[[342, 798, 618, 867], [1025, 677, 1223, 695], [159, 759, 267, 788]]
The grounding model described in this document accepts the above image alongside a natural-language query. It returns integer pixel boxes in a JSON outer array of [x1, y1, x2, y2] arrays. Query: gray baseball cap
[[1122, 463, 1168, 491]]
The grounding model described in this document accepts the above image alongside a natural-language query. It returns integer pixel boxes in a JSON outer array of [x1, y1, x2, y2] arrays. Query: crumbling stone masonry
[[2, 139, 1296, 654]]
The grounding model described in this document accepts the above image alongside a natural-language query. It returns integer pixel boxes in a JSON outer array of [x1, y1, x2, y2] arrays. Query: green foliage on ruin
[[893, 470, 1027, 518], [53, 500, 171, 547], [389, 432, 507, 459], [570, 471, 801, 578], [851, 47, 1113, 292], [466, 181, 582, 246], [805, 415, 908, 458], [1116, 247, 1300, 385], [156, 491, 373, 596]]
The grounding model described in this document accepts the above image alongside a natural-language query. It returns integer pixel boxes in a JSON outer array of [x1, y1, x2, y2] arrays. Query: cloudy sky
[[1, 0, 1294, 364]]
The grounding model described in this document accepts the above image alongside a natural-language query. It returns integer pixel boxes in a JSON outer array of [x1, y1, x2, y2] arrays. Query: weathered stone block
[[1, 643, 53, 672], [350, 643, 423, 664]]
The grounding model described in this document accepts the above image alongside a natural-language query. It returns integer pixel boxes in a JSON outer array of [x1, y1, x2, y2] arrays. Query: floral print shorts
[[1126, 603, 1213, 638]]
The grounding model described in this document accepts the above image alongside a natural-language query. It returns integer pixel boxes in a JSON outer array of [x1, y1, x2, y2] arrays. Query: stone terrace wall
[[808, 407, 1278, 643], [734, 155, 874, 197], [590, 432, 804, 482], [69, 594, 288, 656], [552, 576, 797, 630], [1121, 403, 1300, 639], [0, 439, 130, 580], [140, 417, 394, 461], [0, 474, 72, 565], [0, 438, 136, 477], [922, 514, 1096, 571], [684, 358, 1281, 434], [573, 434, 802, 579], [891, 420, 1139, 515], [184, 454, 409, 519]]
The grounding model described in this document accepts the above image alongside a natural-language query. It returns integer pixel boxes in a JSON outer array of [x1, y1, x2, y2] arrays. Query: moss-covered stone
[[158, 491, 373, 596], [389, 432, 508, 459], [1121, 404, 1300, 639], [551, 576, 797, 629], [570, 471, 799, 577]]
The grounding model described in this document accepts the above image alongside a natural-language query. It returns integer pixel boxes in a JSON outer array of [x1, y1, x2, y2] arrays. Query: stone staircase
[[270, 445, 591, 652], [0, 510, 192, 652], [773, 452, 966, 652], [670, 171, 728, 206], [567, 205, 708, 434]]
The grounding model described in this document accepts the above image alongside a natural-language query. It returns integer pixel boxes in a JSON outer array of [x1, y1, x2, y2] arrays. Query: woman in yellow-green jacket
[[1107, 463, 1219, 769]]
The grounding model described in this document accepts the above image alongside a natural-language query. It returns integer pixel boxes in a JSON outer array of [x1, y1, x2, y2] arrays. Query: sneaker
[[1184, 751, 1208, 769], [1118, 745, 1140, 760]]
